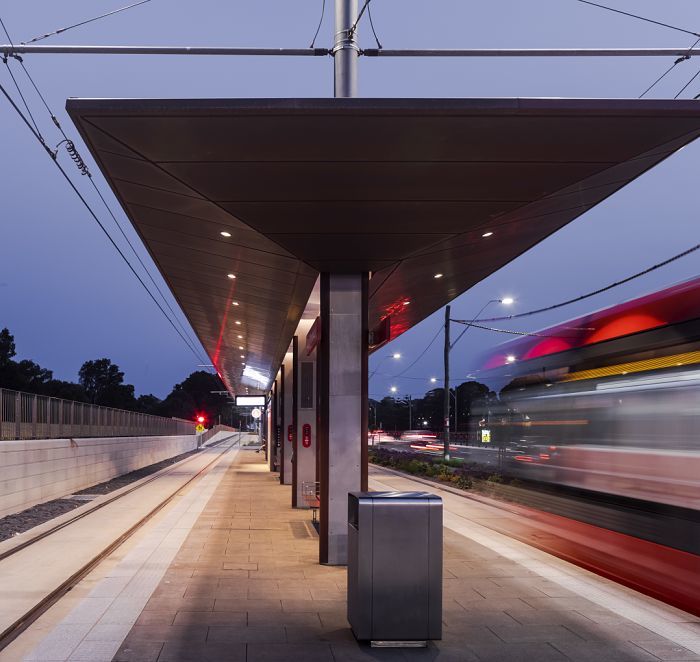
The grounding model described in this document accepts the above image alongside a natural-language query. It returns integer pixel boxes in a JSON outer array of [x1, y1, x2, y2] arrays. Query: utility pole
[[443, 305, 451, 460], [333, 0, 359, 98], [408, 394, 412, 430]]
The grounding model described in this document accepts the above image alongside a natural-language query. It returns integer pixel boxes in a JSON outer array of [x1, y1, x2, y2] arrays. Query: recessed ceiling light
[[235, 321, 241, 325], [237, 334, 243, 339], [430, 377, 437, 383], [434, 273, 443, 279], [238, 346, 244, 350], [403, 300, 410, 305], [482, 231, 494, 238], [240, 354, 245, 358], [232, 301, 239, 306], [227, 273, 236, 280], [506, 355, 516, 363], [220, 231, 232, 238]]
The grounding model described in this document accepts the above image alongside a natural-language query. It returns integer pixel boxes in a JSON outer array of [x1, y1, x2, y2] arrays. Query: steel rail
[[0, 433, 241, 651]]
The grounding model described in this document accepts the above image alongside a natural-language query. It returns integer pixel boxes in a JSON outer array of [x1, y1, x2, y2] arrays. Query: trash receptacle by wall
[[347, 491, 442, 645]]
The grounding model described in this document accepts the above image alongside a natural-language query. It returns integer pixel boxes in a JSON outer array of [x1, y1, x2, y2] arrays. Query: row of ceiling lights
[[222, 239, 250, 373], [433, 231, 495, 280]]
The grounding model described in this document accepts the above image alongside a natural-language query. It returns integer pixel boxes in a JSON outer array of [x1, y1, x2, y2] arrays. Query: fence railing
[[0, 388, 196, 440]]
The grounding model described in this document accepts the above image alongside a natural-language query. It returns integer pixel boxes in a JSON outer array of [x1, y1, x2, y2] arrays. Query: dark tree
[[157, 371, 229, 424], [0, 328, 16, 366], [136, 393, 161, 414], [78, 358, 137, 409]]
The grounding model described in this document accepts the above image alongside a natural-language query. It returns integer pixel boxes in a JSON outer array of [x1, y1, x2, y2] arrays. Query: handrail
[[0, 387, 195, 440]]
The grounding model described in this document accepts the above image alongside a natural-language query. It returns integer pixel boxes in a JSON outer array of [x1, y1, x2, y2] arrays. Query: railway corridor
[[3, 450, 699, 661]]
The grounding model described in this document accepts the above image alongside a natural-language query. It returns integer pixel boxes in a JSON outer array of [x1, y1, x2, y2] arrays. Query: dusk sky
[[1, 1, 699, 399]]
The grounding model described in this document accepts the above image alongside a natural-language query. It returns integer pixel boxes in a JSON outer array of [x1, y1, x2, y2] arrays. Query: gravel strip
[[0, 448, 199, 543]]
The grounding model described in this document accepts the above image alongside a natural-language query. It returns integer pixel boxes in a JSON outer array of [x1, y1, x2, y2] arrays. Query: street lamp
[[369, 352, 402, 379], [442, 297, 514, 460]]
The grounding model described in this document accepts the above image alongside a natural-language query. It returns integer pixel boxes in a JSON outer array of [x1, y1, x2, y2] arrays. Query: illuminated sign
[[236, 395, 266, 407], [481, 429, 491, 444]]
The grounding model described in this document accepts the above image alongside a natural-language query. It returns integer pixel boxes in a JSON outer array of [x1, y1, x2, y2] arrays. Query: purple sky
[[1, 0, 699, 398]]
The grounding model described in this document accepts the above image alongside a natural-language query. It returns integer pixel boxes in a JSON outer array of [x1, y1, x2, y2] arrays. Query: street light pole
[[443, 304, 451, 460]]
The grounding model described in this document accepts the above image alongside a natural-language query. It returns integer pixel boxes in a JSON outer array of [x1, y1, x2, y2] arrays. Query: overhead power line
[[475, 243, 700, 324], [0, 79, 206, 363], [574, 0, 700, 39], [0, 35, 208, 362], [23, 0, 153, 44]]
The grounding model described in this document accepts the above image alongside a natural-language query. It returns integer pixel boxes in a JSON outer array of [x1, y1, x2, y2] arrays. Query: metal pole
[[408, 395, 412, 430], [0, 44, 328, 56], [363, 48, 700, 58], [333, 0, 359, 98], [443, 305, 451, 461]]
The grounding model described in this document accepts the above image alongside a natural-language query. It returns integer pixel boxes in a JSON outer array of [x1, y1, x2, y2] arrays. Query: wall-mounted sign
[[306, 316, 321, 355], [251, 407, 262, 420], [235, 395, 265, 407], [369, 316, 391, 348]]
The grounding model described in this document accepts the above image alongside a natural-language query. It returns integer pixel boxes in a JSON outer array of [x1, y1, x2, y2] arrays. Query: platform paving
[[16, 446, 700, 661], [98, 451, 700, 662]]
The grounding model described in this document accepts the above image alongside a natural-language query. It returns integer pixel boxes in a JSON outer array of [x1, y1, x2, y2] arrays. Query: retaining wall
[[0, 434, 198, 518]]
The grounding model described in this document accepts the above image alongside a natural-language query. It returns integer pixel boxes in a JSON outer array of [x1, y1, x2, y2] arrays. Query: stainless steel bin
[[347, 491, 442, 645]]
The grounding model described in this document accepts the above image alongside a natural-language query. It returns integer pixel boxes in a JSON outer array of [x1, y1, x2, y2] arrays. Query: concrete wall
[[0, 434, 198, 518]]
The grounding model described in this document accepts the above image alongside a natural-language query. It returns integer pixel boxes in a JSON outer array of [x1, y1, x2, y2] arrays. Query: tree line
[[0, 327, 233, 424], [370, 381, 497, 434]]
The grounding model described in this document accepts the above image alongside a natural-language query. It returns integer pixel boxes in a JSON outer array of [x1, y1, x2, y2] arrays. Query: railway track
[[0, 433, 242, 651]]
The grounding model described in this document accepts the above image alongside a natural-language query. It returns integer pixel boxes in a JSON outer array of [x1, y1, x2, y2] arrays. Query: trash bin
[[347, 491, 442, 646]]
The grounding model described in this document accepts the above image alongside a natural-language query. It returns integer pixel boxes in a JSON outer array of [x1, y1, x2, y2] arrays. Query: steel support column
[[318, 273, 368, 565]]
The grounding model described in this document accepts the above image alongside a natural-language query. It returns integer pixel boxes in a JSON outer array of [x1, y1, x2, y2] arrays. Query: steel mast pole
[[443, 305, 451, 461], [334, 0, 359, 98]]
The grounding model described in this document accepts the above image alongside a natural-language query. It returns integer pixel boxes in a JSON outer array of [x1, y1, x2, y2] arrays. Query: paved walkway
[[18, 449, 700, 662]]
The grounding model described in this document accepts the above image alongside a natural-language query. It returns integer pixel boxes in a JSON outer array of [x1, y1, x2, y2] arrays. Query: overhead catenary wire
[[574, 0, 700, 39], [639, 36, 700, 98], [1, 43, 208, 364], [22, 0, 153, 44], [0, 80, 206, 363], [474, 243, 700, 323], [674, 66, 700, 99]]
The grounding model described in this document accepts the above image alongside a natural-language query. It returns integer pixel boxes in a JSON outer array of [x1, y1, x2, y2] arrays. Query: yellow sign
[[196, 424, 205, 433], [481, 429, 491, 444]]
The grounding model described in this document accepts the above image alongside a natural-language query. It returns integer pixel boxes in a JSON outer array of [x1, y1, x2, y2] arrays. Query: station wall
[[0, 434, 198, 518]]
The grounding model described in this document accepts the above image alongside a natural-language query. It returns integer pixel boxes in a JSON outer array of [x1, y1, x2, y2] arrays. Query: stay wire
[[0, 80, 205, 363], [574, 0, 700, 38], [22, 0, 153, 44], [639, 36, 700, 98], [3, 51, 208, 364], [348, 0, 373, 39], [451, 321, 579, 339], [366, 3, 382, 49], [309, 0, 326, 48], [474, 243, 700, 323]]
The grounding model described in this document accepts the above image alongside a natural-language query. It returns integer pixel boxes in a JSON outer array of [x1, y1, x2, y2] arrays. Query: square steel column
[[318, 273, 369, 565], [280, 348, 294, 486], [294, 318, 318, 509]]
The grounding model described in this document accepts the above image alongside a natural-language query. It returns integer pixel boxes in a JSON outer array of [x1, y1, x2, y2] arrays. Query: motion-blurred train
[[469, 276, 700, 612]]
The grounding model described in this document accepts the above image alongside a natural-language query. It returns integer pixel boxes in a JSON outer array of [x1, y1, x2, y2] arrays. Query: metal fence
[[0, 388, 196, 440]]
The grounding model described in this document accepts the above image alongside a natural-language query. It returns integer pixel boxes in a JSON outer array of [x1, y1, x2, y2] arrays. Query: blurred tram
[[470, 276, 700, 613]]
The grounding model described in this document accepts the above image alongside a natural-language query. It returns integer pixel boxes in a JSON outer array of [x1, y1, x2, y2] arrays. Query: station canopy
[[67, 98, 700, 394]]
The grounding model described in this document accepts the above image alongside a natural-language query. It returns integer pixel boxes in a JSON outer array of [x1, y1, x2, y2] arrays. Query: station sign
[[306, 316, 321, 356], [235, 395, 265, 407]]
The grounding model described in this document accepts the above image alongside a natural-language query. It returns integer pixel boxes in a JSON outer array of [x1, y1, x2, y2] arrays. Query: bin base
[[371, 641, 427, 648]]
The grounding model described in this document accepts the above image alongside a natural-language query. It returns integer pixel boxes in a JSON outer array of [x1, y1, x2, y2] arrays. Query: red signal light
[[196, 415, 205, 424]]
